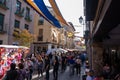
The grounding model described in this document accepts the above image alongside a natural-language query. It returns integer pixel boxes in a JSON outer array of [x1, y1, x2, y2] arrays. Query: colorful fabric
[[49, 0, 69, 26], [34, 0, 61, 28]]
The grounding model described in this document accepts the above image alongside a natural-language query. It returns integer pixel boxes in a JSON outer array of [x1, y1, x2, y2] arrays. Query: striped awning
[[25, 0, 61, 28], [25, 0, 71, 28], [49, 0, 69, 26], [25, 0, 52, 24], [34, 0, 62, 28]]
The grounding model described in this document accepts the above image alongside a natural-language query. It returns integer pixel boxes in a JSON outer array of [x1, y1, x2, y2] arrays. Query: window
[[0, 13, 4, 31], [24, 24, 29, 30], [39, 29, 43, 35], [14, 20, 20, 28], [38, 29, 43, 41], [25, 7, 30, 18], [25, 7, 31, 22], [16, 0, 21, 12]]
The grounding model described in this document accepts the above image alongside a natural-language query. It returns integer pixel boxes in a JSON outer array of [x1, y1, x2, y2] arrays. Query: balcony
[[0, 30, 6, 34], [0, 0, 9, 10], [15, 8, 24, 17], [25, 15, 32, 22]]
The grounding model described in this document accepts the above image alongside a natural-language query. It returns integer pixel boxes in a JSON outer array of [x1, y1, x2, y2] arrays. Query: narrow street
[[32, 66, 85, 80]]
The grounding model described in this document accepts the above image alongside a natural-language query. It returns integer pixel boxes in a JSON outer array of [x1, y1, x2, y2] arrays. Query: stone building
[[0, 0, 75, 54], [0, 0, 34, 45], [32, 6, 75, 53]]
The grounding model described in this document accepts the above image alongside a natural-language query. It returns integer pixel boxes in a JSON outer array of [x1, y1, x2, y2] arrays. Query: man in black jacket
[[45, 55, 50, 80], [53, 56, 59, 80], [5, 63, 18, 80]]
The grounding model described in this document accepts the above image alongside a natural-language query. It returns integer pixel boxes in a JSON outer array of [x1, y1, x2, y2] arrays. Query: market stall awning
[[49, 0, 69, 26], [34, 0, 62, 28]]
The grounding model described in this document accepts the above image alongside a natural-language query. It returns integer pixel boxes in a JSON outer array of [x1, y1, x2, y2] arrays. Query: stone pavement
[[32, 66, 85, 80]]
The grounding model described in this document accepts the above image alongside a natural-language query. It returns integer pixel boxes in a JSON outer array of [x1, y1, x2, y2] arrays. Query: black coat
[[5, 69, 18, 80]]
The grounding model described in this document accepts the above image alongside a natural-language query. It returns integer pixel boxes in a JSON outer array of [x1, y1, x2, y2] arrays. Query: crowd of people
[[1, 49, 119, 80], [34, 51, 87, 80], [0, 50, 87, 80]]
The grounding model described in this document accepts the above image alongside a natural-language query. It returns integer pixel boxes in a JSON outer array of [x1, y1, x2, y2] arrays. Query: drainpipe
[[8, 0, 13, 44]]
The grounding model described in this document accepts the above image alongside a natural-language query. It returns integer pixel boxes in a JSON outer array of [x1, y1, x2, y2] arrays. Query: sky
[[43, 0, 84, 37]]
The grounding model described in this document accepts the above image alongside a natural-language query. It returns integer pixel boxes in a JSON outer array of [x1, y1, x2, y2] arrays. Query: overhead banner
[[25, 0, 52, 24], [34, 0, 62, 28], [49, 0, 69, 26]]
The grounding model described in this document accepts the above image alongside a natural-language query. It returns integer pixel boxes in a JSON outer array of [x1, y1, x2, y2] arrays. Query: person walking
[[75, 56, 81, 76], [24, 58, 33, 80], [102, 63, 110, 79], [44, 55, 50, 80], [53, 56, 59, 80], [4, 63, 18, 80], [28, 59, 34, 80], [61, 54, 67, 72], [37, 59, 43, 78], [17, 63, 27, 80], [69, 56, 75, 76]]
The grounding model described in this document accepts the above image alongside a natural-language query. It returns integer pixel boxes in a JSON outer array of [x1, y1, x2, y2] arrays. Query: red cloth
[[0, 68, 5, 79]]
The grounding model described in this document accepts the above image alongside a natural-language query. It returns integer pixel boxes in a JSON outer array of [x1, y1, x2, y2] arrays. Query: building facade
[[31, 6, 74, 53], [32, 12, 63, 53], [84, 0, 120, 77], [0, 0, 34, 45], [0, 0, 76, 54]]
